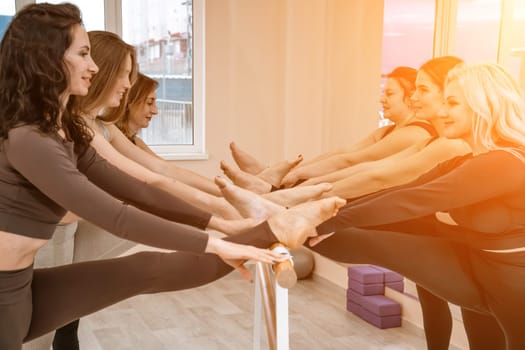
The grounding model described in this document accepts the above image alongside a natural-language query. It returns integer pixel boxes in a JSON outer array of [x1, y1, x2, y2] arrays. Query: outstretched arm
[[107, 123, 221, 196], [281, 125, 432, 186], [133, 135, 161, 159], [325, 138, 472, 199], [317, 149, 524, 234], [297, 125, 394, 167], [5, 126, 284, 264], [6, 127, 209, 252], [91, 133, 242, 221], [301, 142, 426, 186]]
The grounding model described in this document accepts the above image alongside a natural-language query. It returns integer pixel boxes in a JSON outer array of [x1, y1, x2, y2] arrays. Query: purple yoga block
[[386, 280, 404, 293], [348, 265, 383, 284], [347, 289, 401, 316], [358, 306, 402, 329], [348, 278, 384, 296], [371, 265, 403, 282], [346, 298, 362, 314], [347, 288, 365, 304], [360, 295, 401, 316]]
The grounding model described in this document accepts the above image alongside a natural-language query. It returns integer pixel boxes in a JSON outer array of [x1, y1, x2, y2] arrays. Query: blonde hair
[[446, 62, 525, 159]]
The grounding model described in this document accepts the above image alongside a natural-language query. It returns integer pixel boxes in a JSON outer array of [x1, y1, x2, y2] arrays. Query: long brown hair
[[386, 66, 417, 99], [0, 3, 92, 153], [116, 72, 159, 141], [72, 30, 137, 123], [419, 56, 463, 90]]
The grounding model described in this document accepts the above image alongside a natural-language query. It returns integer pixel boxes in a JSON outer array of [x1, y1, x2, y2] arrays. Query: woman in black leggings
[[0, 4, 346, 349], [311, 62, 525, 349]]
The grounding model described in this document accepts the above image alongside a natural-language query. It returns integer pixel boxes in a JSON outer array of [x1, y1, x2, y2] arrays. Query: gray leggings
[[0, 221, 278, 350], [0, 251, 232, 349]]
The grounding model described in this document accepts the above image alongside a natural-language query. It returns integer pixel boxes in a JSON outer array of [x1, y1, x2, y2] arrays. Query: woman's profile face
[[64, 24, 98, 97], [104, 53, 132, 108], [380, 77, 412, 123], [441, 79, 473, 141], [129, 89, 158, 130], [411, 71, 444, 119]]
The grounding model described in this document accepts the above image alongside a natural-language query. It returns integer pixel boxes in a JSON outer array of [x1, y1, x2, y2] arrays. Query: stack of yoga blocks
[[346, 265, 404, 329]]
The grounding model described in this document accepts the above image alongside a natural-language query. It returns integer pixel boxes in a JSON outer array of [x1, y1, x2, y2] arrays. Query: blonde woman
[[311, 62, 525, 349]]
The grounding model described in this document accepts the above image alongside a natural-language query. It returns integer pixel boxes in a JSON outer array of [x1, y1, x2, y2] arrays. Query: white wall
[[176, 0, 384, 178]]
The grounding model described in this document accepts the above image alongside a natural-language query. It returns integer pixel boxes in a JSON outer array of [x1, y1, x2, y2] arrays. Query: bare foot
[[267, 197, 346, 248], [280, 168, 305, 188], [257, 155, 303, 187], [262, 183, 332, 207], [297, 178, 324, 187], [215, 198, 244, 220], [230, 142, 267, 175], [220, 161, 272, 194], [215, 176, 283, 221]]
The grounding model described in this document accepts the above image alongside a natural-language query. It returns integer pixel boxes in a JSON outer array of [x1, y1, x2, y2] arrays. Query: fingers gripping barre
[[271, 243, 297, 289]]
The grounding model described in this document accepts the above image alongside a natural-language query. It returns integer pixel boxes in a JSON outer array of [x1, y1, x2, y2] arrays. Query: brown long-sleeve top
[[0, 125, 212, 253]]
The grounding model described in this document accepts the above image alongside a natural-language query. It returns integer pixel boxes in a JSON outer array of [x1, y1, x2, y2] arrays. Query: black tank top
[[406, 121, 438, 138], [380, 121, 438, 140]]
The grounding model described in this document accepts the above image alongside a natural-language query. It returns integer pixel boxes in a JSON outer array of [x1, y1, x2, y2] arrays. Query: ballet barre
[[253, 243, 297, 350]]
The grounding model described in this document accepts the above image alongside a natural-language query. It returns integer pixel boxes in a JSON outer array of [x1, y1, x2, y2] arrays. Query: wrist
[[205, 236, 220, 254], [207, 216, 230, 234]]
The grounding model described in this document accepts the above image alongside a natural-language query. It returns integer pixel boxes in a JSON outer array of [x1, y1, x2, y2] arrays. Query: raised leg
[[220, 161, 272, 194], [215, 176, 283, 221], [310, 227, 486, 311], [230, 142, 267, 175], [263, 183, 332, 208], [257, 155, 303, 188]]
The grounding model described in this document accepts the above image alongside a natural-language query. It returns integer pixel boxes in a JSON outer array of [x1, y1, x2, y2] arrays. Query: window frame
[[16, 0, 207, 160], [147, 0, 207, 160]]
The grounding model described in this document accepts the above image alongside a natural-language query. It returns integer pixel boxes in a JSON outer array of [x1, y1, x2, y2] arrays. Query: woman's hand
[[205, 236, 287, 264]]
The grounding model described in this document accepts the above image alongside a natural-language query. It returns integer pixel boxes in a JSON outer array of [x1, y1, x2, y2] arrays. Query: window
[[30, 0, 205, 160], [379, 0, 508, 126], [381, 0, 435, 75], [0, 1, 14, 39], [380, 0, 436, 125], [36, 0, 105, 30], [498, 0, 525, 90], [122, 0, 205, 160], [455, 0, 502, 63]]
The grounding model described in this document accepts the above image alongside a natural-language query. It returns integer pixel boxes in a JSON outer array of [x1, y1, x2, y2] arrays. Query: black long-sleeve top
[[318, 150, 525, 248], [0, 125, 212, 253]]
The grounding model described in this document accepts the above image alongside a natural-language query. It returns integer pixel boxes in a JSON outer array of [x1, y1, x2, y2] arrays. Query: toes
[[215, 176, 228, 189], [291, 155, 303, 166]]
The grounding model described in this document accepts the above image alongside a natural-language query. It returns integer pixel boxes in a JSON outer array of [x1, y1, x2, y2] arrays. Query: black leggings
[[0, 222, 278, 349], [310, 226, 525, 349], [416, 285, 452, 350], [53, 319, 79, 350], [358, 218, 506, 350], [417, 278, 505, 350]]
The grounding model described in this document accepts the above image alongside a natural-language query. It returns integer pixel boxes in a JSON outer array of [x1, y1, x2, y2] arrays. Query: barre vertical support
[[253, 244, 296, 350]]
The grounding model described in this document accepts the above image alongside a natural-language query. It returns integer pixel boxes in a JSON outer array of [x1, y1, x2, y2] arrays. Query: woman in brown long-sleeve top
[[0, 4, 346, 349]]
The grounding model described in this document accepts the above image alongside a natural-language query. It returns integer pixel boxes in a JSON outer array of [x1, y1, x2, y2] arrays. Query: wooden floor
[[77, 266, 429, 350]]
